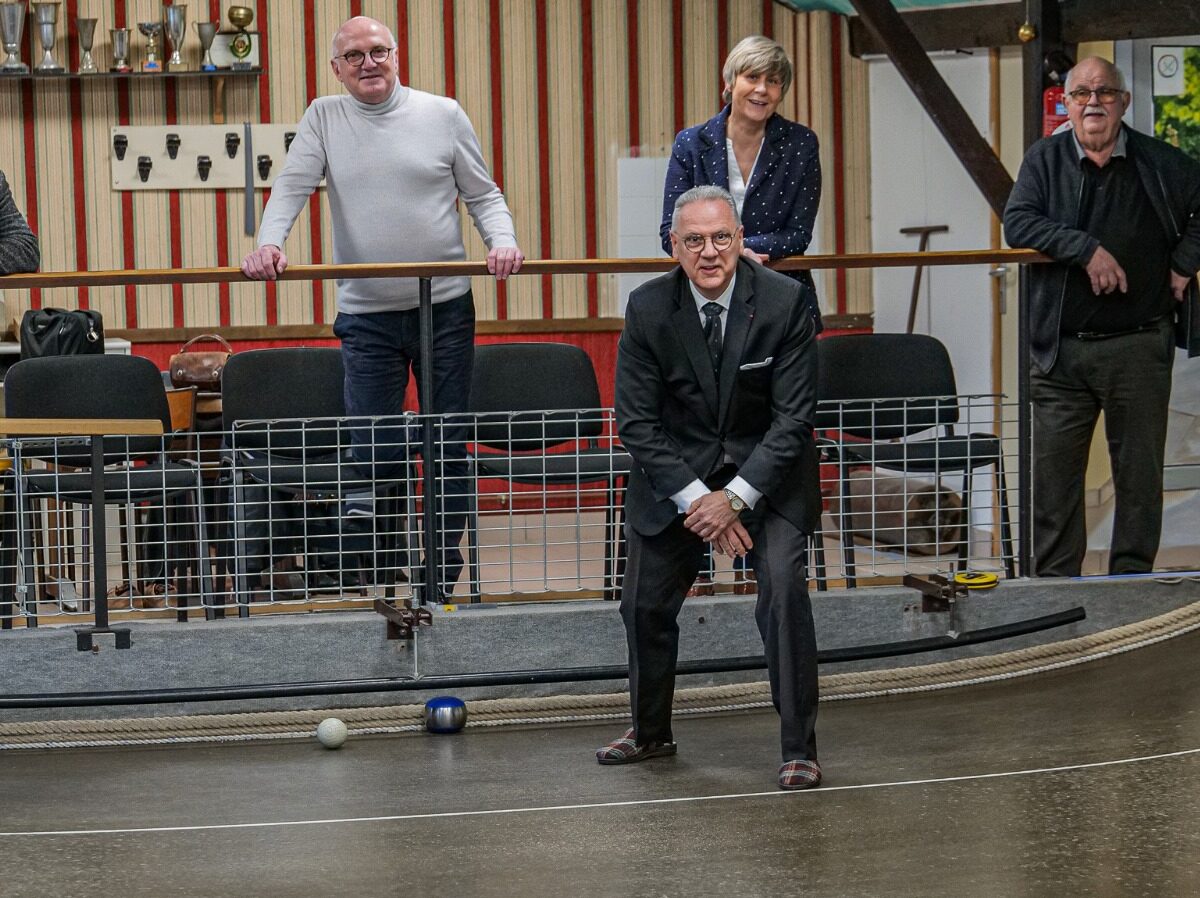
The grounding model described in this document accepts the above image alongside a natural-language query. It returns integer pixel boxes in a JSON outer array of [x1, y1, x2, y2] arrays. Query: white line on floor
[[2, 745, 1197, 838]]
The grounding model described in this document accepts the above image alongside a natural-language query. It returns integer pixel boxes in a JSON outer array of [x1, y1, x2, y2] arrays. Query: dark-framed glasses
[[677, 230, 737, 253], [1065, 86, 1124, 106], [336, 46, 395, 67]]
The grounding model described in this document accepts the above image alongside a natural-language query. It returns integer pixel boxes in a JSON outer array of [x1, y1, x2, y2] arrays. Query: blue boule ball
[[424, 696, 468, 734]]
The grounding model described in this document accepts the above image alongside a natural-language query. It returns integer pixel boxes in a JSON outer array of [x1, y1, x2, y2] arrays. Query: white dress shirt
[[669, 273, 764, 515]]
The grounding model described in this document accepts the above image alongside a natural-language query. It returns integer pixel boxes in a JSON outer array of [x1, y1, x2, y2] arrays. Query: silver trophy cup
[[32, 2, 64, 74], [0, 2, 28, 73], [163, 4, 186, 70], [110, 27, 130, 72], [194, 20, 217, 71], [138, 21, 162, 72], [77, 17, 98, 74]]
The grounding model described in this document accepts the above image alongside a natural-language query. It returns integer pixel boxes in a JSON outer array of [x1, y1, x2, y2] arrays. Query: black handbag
[[19, 308, 105, 360]]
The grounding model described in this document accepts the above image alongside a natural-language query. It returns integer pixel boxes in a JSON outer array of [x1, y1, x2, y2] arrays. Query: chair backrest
[[469, 342, 604, 451], [4, 354, 172, 465], [816, 333, 959, 440], [221, 348, 347, 456]]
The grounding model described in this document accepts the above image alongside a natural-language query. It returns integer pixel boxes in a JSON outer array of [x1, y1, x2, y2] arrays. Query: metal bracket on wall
[[109, 124, 318, 190]]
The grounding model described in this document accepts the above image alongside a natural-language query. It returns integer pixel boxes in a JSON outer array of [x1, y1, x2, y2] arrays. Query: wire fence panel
[[0, 397, 1020, 627]]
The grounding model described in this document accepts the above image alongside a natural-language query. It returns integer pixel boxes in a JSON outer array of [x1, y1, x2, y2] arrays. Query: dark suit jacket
[[616, 258, 821, 537], [659, 107, 822, 329]]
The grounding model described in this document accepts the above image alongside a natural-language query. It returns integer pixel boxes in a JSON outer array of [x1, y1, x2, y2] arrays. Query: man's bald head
[[329, 16, 399, 105]]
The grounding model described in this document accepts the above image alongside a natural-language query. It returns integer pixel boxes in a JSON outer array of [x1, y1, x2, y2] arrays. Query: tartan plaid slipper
[[778, 759, 822, 790], [596, 728, 678, 765]]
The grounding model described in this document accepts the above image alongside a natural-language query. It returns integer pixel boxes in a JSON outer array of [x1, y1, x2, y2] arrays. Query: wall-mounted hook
[[283, 131, 296, 152], [137, 156, 152, 183], [257, 154, 272, 180], [113, 133, 128, 161], [225, 131, 240, 159], [166, 132, 181, 160], [196, 155, 212, 182]]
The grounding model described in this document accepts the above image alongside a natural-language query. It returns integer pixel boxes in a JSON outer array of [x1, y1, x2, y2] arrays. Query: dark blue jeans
[[334, 290, 475, 592]]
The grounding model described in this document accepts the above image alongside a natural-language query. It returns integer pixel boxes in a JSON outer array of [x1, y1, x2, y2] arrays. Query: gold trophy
[[227, 5, 252, 71], [138, 21, 163, 72]]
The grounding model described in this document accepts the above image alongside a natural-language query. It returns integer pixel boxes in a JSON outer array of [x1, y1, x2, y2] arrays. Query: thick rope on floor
[[3, 600, 1199, 750]]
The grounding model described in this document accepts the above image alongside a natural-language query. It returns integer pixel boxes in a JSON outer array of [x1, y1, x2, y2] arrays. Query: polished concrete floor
[[1, 630, 1198, 897]]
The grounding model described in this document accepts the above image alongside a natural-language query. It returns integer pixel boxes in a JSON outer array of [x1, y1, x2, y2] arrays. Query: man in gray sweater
[[0, 170, 40, 275], [242, 16, 523, 597]]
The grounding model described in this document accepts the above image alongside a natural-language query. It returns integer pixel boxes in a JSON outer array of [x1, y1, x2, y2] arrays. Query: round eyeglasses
[[336, 46, 395, 68], [676, 230, 737, 253]]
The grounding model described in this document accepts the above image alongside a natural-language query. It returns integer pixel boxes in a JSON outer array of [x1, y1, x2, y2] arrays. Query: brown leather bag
[[169, 334, 233, 392]]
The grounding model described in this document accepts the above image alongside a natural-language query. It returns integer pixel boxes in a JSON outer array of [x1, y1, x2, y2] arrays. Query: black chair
[[1, 354, 209, 625], [814, 333, 1015, 588], [221, 348, 411, 611], [465, 342, 632, 600]]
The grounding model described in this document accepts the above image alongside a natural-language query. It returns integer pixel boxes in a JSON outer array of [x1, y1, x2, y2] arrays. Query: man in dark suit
[[598, 185, 823, 791]]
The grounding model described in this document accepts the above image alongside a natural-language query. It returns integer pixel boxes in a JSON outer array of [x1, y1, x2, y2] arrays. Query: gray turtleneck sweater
[[0, 171, 40, 276], [258, 84, 517, 312]]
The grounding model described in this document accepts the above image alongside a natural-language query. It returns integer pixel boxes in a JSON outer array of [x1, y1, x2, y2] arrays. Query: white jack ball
[[316, 717, 348, 749]]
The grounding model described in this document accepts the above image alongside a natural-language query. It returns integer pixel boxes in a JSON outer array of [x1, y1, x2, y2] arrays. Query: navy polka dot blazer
[[660, 106, 823, 330]]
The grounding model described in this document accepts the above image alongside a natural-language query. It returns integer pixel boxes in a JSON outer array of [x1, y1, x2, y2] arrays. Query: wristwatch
[[724, 488, 746, 513]]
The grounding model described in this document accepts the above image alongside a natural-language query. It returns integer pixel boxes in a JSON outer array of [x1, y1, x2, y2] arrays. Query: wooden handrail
[[0, 418, 164, 436], [0, 249, 1050, 290]]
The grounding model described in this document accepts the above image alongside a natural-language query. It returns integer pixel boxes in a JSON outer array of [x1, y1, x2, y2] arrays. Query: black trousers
[[1031, 319, 1174, 576], [620, 504, 819, 761]]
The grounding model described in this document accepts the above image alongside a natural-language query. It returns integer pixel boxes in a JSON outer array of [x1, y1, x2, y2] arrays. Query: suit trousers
[[620, 505, 819, 761], [1030, 318, 1174, 576]]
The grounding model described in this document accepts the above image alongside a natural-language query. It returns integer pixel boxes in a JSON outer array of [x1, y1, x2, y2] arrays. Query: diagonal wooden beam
[[848, 0, 1014, 216]]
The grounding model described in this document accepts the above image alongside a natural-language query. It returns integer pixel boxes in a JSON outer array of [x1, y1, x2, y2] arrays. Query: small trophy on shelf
[[194, 20, 217, 71], [110, 27, 131, 73], [163, 4, 187, 71], [227, 5, 253, 71], [76, 17, 98, 74], [138, 21, 163, 72], [32, 2, 64, 74], [1, 2, 28, 74]]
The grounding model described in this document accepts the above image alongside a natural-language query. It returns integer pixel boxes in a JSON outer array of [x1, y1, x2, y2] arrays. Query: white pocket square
[[739, 357, 774, 371]]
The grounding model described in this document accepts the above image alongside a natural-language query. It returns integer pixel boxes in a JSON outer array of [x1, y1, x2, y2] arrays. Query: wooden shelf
[[0, 68, 262, 81]]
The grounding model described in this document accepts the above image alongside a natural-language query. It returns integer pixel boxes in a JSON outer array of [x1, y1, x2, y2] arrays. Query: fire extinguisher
[[1042, 85, 1068, 136]]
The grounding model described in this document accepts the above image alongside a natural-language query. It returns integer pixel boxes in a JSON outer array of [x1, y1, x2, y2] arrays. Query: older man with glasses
[[1004, 56, 1200, 577], [242, 16, 523, 599], [599, 186, 823, 790]]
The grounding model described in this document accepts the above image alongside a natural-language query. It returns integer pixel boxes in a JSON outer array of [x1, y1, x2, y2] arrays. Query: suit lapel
[[670, 277, 720, 418], [699, 112, 731, 189], [745, 119, 783, 197], [717, 264, 754, 427]]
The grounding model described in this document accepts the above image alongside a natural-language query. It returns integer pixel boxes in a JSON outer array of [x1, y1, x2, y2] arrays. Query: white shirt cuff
[[671, 479, 709, 514]]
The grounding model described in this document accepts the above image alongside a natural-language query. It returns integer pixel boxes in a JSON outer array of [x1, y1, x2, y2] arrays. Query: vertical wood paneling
[[637, 0, 674, 155], [2, 0, 871, 329], [498, 0, 538, 320]]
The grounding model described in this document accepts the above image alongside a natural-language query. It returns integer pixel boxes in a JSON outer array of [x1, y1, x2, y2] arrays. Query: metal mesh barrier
[[0, 396, 1020, 627]]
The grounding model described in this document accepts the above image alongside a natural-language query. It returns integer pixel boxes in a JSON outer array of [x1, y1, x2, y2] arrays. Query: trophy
[[194, 20, 217, 71], [163, 4, 186, 71], [138, 21, 163, 72], [32, 2, 64, 73], [1, 2, 28, 73], [110, 27, 130, 72], [76, 17, 98, 74], [227, 5, 253, 70]]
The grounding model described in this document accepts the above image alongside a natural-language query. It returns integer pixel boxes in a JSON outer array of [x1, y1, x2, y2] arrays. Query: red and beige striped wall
[[0, 0, 871, 339]]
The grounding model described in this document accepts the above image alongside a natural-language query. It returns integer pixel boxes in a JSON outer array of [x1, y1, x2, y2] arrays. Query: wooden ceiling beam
[[848, 0, 1014, 215], [849, 1, 1200, 58]]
